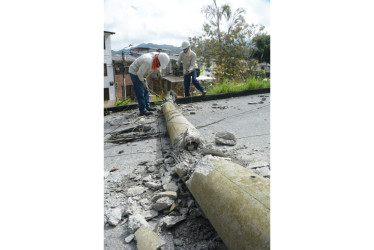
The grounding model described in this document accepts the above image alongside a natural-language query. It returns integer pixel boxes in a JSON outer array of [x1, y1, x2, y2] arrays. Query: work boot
[[139, 110, 152, 116], [202, 90, 207, 96], [146, 107, 156, 111]]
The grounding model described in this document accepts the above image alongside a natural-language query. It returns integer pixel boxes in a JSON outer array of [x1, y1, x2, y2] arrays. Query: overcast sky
[[104, 0, 270, 51]]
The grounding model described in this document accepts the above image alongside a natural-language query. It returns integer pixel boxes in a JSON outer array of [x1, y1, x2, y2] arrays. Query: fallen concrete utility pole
[[162, 100, 204, 151], [162, 99, 270, 250], [182, 155, 270, 250]]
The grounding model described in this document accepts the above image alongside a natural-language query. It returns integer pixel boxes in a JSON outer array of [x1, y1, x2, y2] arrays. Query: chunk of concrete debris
[[104, 171, 110, 179], [152, 197, 175, 211], [155, 158, 164, 166], [140, 209, 159, 221], [126, 186, 146, 196], [163, 181, 178, 192], [163, 215, 187, 228], [125, 234, 135, 243], [106, 207, 122, 226], [151, 191, 177, 202], [142, 175, 153, 182], [253, 167, 270, 177], [145, 181, 162, 190], [175, 162, 190, 180], [147, 166, 158, 173], [128, 214, 150, 233], [247, 161, 270, 169], [215, 131, 237, 146], [164, 157, 174, 164], [135, 226, 165, 250], [161, 176, 172, 185]]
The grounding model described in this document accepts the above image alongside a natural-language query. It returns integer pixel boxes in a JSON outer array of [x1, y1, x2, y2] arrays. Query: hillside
[[112, 43, 181, 55]]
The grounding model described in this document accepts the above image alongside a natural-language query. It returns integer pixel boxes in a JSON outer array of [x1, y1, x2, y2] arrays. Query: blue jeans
[[184, 69, 205, 96], [130, 73, 150, 112]]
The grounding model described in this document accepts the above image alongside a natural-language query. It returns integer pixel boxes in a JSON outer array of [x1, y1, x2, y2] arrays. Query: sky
[[104, 0, 270, 51]]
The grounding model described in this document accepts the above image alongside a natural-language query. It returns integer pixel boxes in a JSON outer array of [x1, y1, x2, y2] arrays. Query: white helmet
[[181, 41, 190, 50], [158, 53, 170, 69]]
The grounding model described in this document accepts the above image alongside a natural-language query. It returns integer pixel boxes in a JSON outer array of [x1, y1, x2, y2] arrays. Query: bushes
[[207, 77, 270, 94], [114, 98, 131, 107]]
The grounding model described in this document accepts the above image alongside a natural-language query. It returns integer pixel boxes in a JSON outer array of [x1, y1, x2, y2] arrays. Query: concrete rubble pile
[[104, 93, 270, 250]]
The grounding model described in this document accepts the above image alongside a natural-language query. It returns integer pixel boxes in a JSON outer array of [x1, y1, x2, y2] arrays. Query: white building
[[104, 31, 115, 101]]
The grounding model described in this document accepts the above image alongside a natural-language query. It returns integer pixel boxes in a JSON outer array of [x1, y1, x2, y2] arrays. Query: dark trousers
[[184, 69, 205, 96]]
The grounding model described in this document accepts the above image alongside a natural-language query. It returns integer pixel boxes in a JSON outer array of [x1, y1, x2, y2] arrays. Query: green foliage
[[207, 77, 270, 94], [190, 0, 269, 83], [252, 34, 270, 63], [114, 98, 131, 107], [153, 95, 163, 106]]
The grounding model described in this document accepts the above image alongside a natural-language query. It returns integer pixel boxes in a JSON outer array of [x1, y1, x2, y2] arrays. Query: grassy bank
[[207, 78, 270, 94]]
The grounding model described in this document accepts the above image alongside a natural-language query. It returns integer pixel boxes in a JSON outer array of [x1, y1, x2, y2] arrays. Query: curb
[[104, 88, 270, 115]]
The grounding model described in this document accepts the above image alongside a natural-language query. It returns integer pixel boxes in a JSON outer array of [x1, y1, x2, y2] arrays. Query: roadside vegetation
[[207, 77, 270, 94], [114, 97, 131, 107]]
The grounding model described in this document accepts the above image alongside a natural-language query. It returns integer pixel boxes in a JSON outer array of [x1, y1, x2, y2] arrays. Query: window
[[104, 63, 107, 76], [114, 64, 123, 75]]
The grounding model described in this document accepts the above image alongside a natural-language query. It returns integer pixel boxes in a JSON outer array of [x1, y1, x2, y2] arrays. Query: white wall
[[104, 33, 115, 100]]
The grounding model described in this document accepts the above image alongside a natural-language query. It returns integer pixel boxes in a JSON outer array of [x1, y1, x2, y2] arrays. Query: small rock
[[104, 171, 110, 179], [190, 111, 196, 115], [141, 209, 159, 220], [174, 239, 183, 246], [152, 197, 175, 211], [161, 176, 172, 185], [163, 181, 178, 192], [106, 207, 122, 226], [155, 158, 164, 166], [151, 191, 177, 202], [215, 131, 237, 146], [253, 167, 270, 177], [133, 175, 142, 181], [179, 208, 188, 215], [125, 234, 135, 243], [187, 200, 194, 208], [147, 166, 158, 173], [128, 214, 150, 233], [126, 186, 146, 196], [139, 160, 148, 166], [145, 181, 162, 190], [164, 157, 174, 164], [142, 175, 153, 182], [163, 215, 186, 228]]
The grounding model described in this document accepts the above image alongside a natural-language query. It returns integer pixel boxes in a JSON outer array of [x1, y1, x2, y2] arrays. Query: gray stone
[[174, 239, 183, 246], [215, 131, 237, 146], [141, 209, 159, 220], [126, 186, 146, 196], [253, 167, 270, 177], [247, 160, 270, 169], [155, 158, 164, 166], [164, 157, 174, 164], [106, 207, 122, 226], [145, 181, 162, 190], [152, 197, 175, 211], [151, 191, 177, 202], [133, 175, 142, 181], [142, 175, 153, 182], [163, 181, 178, 192], [125, 234, 135, 243], [147, 166, 158, 173], [163, 215, 186, 228], [104, 171, 110, 179], [179, 208, 188, 215], [128, 214, 150, 233], [161, 176, 172, 185]]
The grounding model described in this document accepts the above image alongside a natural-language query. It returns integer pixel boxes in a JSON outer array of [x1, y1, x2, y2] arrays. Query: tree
[[191, 0, 267, 82], [251, 34, 270, 63]]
